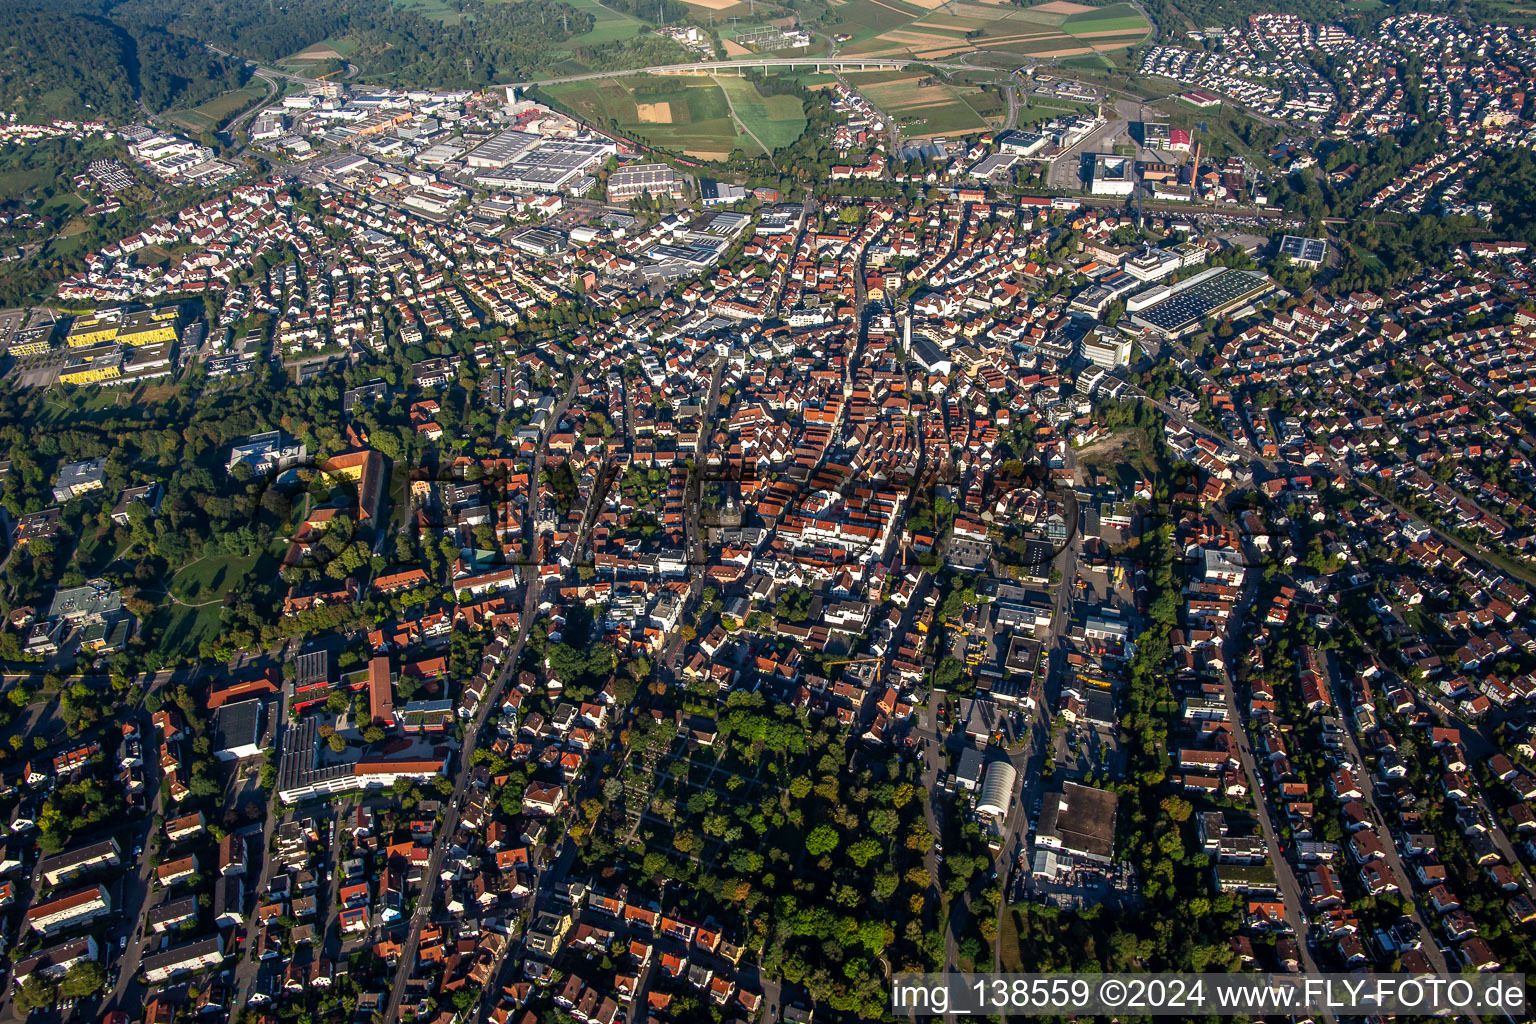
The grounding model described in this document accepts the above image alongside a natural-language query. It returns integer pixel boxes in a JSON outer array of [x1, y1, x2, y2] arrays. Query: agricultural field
[[275, 38, 355, 76], [542, 73, 807, 159], [714, 75, 809, 152], [677, 0, 748, 12], [165, 81, 272, 133], [560, 0, 650, 46], [830, 0, 1149, 60], [391, 0, 466, 24], [844, 69, 1004, 136]]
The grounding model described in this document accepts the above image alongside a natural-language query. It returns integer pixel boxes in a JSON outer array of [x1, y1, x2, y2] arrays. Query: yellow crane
[[316, 69, 341, 82]]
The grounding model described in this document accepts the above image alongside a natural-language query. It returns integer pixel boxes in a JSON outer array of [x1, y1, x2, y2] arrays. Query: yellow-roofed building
[[65, 311, 123, 348], [58, 352, 122, 385], [116, 307, 180, 346]]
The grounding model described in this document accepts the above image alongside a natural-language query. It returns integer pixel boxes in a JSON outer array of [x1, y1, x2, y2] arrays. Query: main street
[[1219, 572, 1330, 990], [1324, 656, 1459, 980], [379, 375, 575, 1022]]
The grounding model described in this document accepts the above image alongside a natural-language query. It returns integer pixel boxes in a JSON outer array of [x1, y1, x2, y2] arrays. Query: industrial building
[[1036, 781, 1118, 866], [464, 128, 542, 169], [473, 137, 616, 192], [997, 130, 1049, 157], [700, 179, 747, 206], [1127, 266, 1272, 338], [977, 760, 1018, 820], [1090, 154, 1134, 196], [608, 163, 686, 202]]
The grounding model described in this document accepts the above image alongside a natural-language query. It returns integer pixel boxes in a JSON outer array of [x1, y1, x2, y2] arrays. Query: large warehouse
[[1036, 781, 1118, 866], [1090, 153, 1134, 197], [1127, 266, 1272, 338]]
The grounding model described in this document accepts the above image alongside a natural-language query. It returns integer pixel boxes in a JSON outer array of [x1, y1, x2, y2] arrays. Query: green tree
[[805, 823, 840, 856]]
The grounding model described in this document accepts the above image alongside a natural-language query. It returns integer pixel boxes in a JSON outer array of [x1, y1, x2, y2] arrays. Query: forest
[[105, 0, 602, 87], [0, 0, 248, 120]]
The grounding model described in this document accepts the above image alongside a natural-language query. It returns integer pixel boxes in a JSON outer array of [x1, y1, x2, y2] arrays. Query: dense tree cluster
[[107, 0, 598, 87], [0, 0, 247, 120]]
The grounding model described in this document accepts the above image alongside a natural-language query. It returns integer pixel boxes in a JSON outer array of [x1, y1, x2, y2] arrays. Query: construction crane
[[316, 69, 341, 82]]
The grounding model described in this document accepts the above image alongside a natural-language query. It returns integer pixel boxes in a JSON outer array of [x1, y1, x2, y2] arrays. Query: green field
[[713, 75, 808, 152], [823, 0, 928, 42], [543, 73, 806, 159], [150, 602, 226, 659], [167, 82, 271, 132], [393, 0, 465, 23], [562, 0, 649, 45], [845, 69, 1003, 136], [1062, 4, 1149, 33], [170, 553, 263, 605]]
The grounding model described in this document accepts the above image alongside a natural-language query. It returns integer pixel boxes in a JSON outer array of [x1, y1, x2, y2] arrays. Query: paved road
[[1220, 567, 1329, 989], [380, 577, 543, 1022], [380, 380, 575, 1022], [1324, 653, 1460, 982], [507, 56, 990, 91]]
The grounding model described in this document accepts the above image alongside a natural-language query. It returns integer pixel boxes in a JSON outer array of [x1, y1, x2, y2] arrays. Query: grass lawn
[[37, 386, 125, 424], [392, 0, 465, 23], [169, 553, 263, 605], [997, 904, 1026, 972], [71, 526, 134, 578], [0, 167, 54, 201], [713, 76, 808, 152], [1017, 99, 1094, 126], [150, 602, 226, 659], [563, 0, 649, 45]]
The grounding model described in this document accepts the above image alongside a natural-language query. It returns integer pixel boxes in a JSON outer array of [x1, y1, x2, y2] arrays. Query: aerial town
[[0, 0, 1533, 1021]]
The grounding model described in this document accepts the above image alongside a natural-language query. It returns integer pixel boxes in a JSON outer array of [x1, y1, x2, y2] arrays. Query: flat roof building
[[1036, 781, 1118, 865], [53, 457, 107, 502], [1279, 234, 1328, 269], [608, 164, 685, 202], [1127, 266, 1272, 338], [1091, 154, 1134, 197], [464, 129, 542, 169], [212, 699, 265, 761]]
